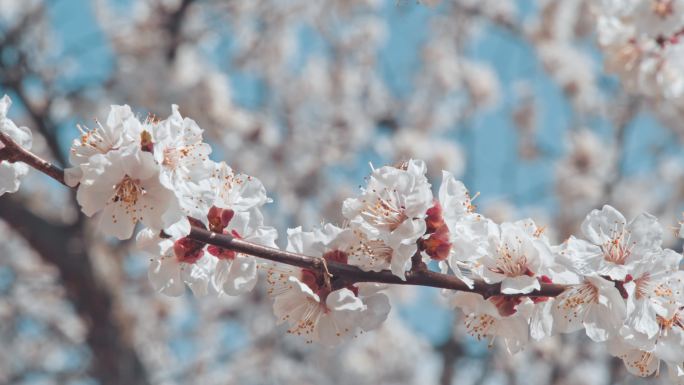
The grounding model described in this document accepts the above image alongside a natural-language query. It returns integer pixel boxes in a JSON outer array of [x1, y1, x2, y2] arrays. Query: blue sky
[[42, 0, 671, 213]]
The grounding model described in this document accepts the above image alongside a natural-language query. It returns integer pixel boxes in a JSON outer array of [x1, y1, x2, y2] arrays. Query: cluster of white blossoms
[[2, 102, 684, 381], [0, 95, 32, 196], [447, 203, 684, 381], [265, 225, 391, 345], [596, 0, 684, 98], [64, 104, 278, 297], [340, 163, 684, 381]]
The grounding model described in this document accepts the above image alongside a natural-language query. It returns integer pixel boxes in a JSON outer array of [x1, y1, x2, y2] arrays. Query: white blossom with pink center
[[75, 147, 184, 240], [473, 219, 552, 295], [181, 161, 271, 220], [138, 226, 213, 297], [342, 159, 433, 279], [552, 275, 627, 342], [608, 300, 684, 379], [596, 0, 684, 99], [266, 225, 390, 345], [563, 205, 662, 281], [151, 105, 214, 201], [450, 291, 536, 354], [622, 248, 684, 343], [207, 207, 278, 296], [138, 159, 276, 297], [64, 104, 142, 187]]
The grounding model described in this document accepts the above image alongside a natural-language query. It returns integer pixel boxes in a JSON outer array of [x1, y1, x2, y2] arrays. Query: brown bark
[[188, 226, 567, 298]]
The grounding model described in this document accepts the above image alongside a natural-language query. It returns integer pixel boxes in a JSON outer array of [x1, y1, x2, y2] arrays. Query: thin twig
[[0, 130, 68, 186]]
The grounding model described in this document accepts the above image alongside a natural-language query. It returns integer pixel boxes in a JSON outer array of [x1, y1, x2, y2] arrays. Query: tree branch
[[0, 129, 68, 186], [437, 334, 463, 385], [0, 5, 67, 167], [603, 96, 641, 200], [189, 226, 566, 297], [0, 132, 570, 299], [165, 0, 196, 62]]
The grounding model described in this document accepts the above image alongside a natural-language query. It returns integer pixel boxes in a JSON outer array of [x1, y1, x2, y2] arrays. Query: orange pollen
[[163, 147, 180, 168], [601, 232, 634, 265], [557, 283, 599, 319], [352, 234, 393, 265], [464, 313, 496, 342], [657, 312, 683, 332], [361, 191, 408, 231], [491, 244, 530, 277], [77, 124, 109, 152], [113, 175, 144, 205], [467, 191, 480, 213]]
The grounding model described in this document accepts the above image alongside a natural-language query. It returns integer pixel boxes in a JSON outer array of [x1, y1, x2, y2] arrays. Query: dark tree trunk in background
[[0, 197, 150, 385]]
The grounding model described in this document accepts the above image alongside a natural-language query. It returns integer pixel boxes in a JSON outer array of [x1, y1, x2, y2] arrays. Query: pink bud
[[173, 237, 204, 264], [207, 245, 237, 260], [425, 201, 444, 234], [207, 206, 235, 232], [323, 249, 348, 264]]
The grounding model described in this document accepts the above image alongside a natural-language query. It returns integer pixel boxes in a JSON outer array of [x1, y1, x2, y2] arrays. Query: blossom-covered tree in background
[[1, 1, 684, 385]]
